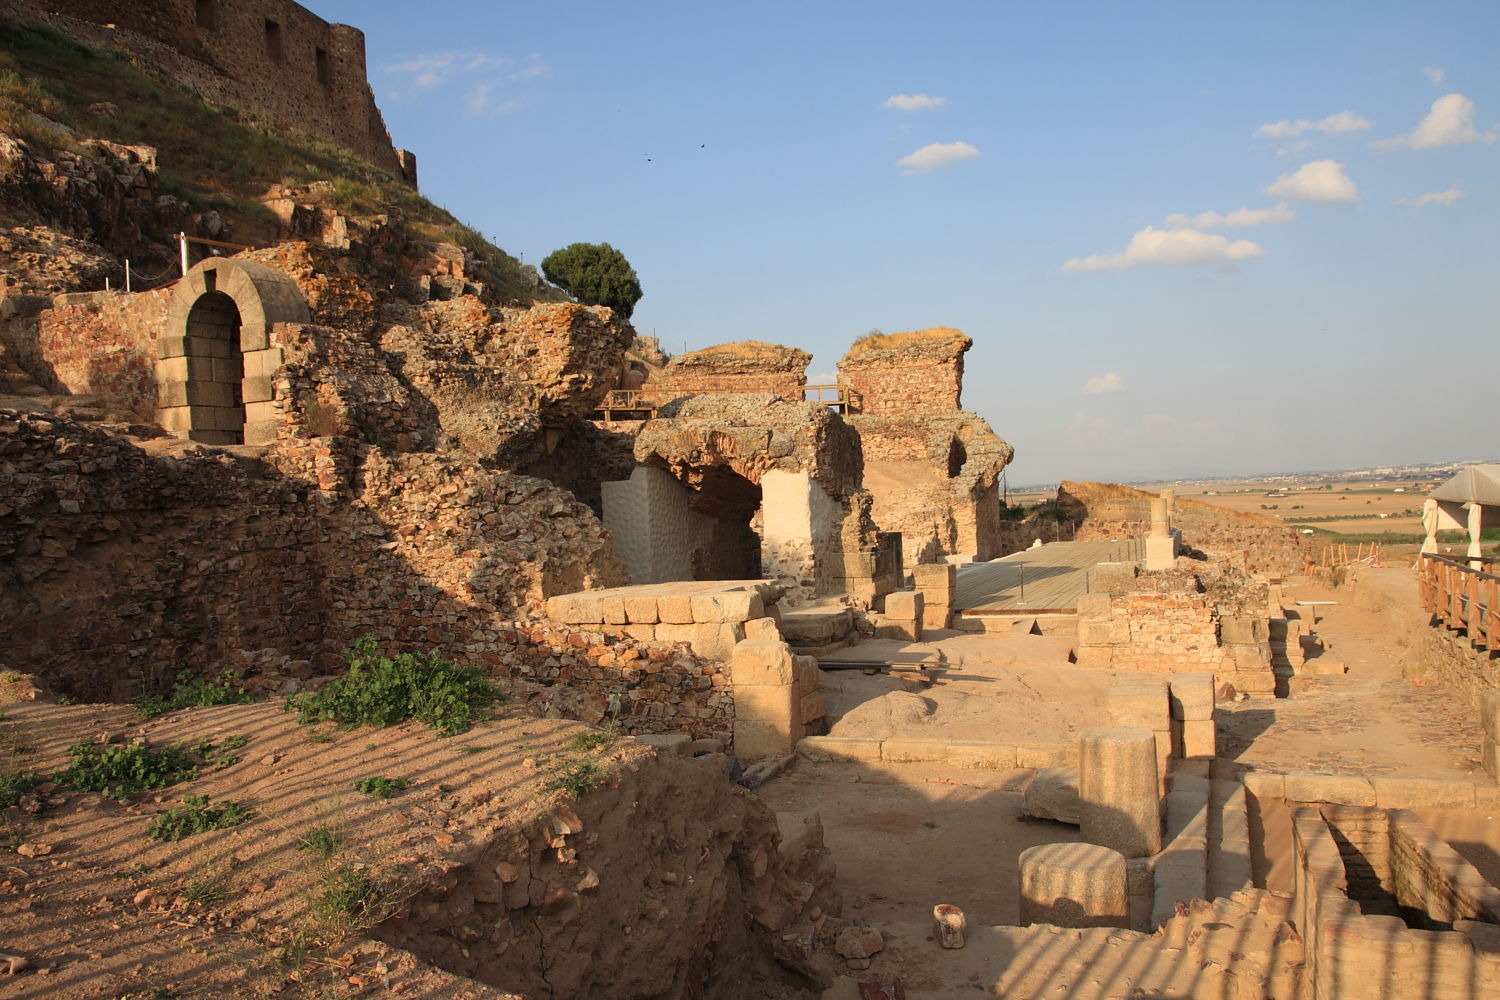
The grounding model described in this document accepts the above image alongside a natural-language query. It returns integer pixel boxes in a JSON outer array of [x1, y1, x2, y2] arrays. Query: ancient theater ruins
[[2, 2, 1499, 999]]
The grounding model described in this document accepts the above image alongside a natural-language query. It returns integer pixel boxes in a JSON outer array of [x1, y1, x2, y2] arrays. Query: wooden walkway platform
[[954, 539, 1144, 615]]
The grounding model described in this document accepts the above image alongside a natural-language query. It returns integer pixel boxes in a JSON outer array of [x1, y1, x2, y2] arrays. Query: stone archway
[[158, 259, 309, 445]]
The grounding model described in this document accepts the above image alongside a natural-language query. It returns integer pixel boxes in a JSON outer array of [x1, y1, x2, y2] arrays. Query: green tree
[[540, 242, 643, 318]]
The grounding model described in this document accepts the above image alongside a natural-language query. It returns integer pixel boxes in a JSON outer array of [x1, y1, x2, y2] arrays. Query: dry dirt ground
[[0, 702, 621, 1000]]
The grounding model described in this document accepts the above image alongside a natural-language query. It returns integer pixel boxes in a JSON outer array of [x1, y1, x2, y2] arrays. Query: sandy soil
[[1218, 568, 1483, 779], [818, 634, 1107, 745], [0, 701, 614, 999]]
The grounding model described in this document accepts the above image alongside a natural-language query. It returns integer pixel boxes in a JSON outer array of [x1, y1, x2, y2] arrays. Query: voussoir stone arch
[[157, 259, 310, 446]]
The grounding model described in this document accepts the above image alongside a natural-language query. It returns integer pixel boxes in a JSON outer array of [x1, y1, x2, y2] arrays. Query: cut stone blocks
[[946, 741, 1018, 770], [880, 738, 950, 763], [912, 562, 956, 592], [1077, 619, 1130, 646], [734, 682, 799, 722], [692, 590, 764, 623], [744, 617, 782, 641], [1283, 771, 1375, 806], [885, 589, 923, 619], [1076, 593, 1112, 620], [1018, 842, 1129, 929], [1108, 679, 1169, 730], [1176, 719, 1215, 759], [797, 736, 883, 762], [1168, 673, 1215, 721], [1079, 726, 1162, 859], [734, 720, 799, 761], [730, 640, 797, 687], [1091, 562, 1138, 594]]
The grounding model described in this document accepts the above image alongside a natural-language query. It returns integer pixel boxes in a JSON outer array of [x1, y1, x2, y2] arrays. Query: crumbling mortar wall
[[1420, 628, 1500, 708], [0, 410, 743, 738]]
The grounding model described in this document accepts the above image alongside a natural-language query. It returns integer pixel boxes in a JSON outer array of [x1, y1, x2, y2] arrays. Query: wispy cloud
[[1083, 372, 1126, 394], [896, 140, 980, 174], [383, 49, 547, 115], [884, 93, 947, 112], [1396, 187, 1466, 207], [1378, 93, 1496, 150], [1265, 160, 1360, 203], [1255, 110, 1370, 140], [1165, 202, 1296, 229], [1422, 67, 1445, 85], [1063, 226, 1265, 272]]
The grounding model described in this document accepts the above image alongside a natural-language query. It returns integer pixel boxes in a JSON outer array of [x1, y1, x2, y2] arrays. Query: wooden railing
[[803, 384, 860, 412], [1419, 553, 1500, 651], [592, 389, 657, 421]]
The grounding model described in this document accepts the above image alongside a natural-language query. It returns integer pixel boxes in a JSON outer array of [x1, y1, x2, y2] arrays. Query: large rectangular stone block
[[657, 595, 695, 624], [1283, 771, 1375, 806], [623, 596, 659, 624], [1178, 719, 1215, 759], [735, 682, 799, 722], [885, 589, 924, 619], [729, 639, 796, 686], [874, 617, 920, 642], [243, 419, 278, 446], [242, 347, 284, 377], [1091, 562, 1138, 594], [1076, 593, 1112, 621], [744, 617, 782, 641], [545, 592, 600, 623], [797, 735, 883, 762], [912, 562, 956, 592], [794, 655, 821, 693], [921, 605, 951, 630], [799, 690, 826, 725], [598, 596, 627, 625], [735, 719, 798, 760], [243, 400, 277, 424], [1077, 619, 1130, 646], [657, 622, 744, 661], [946, 741, 1018, 770], [1169, 673, 1215, 721], [1219, 616, 1269, 645], [1482, 691, 1500, 741], [155, 355, 214, 382], [241, 374, 275, 404], [880, 738, 949, 763], [1108, 681, 1169, 730], [692, 590, 764, 624]]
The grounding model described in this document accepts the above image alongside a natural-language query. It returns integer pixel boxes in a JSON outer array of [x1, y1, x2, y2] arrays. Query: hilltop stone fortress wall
[[1, 0, 414, 183]]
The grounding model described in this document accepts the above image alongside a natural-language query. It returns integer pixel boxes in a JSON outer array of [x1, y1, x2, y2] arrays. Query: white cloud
[[1381, 93, 1496, 150], [896, 140, 980, 174], [884, 93, 947, 112], [465, 85, 523, 118], [1265, 160, 1360, 202], [1423, 67, 1445, 84], [1396, 187, 1466, 207], [1255, 110, 1371, 139], [1062, 226, 1265, 272], [1165, 202, 1296, 229], [1083, 372, 1126, 395], [383, 50, 546, 105]]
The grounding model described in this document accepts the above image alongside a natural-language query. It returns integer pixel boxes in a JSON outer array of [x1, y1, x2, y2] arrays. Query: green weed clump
[[148, 794, 252, 841], [297, 824, 342, 860], [58, 736, 247, 799], [551, 760, 604, 800], [352, 776, 409, 799], [568, 721, 620, 753], [0, 771, 42, 808], [136, 670, 254, 718], [60, 741, 200, 799], [290, 636, 504, 736], [309, 864, 407, 936]]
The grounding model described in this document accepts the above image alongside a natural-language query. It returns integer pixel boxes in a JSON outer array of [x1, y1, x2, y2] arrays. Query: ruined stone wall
[[1060, 481, 1308, 576], [8, 288, 170, 414], [1292, 806, 1500, 1000], [1420, 628, 1500, 708], [0, 410, 750, 738], [4, 0, 407, 178], [650, 343, 810, 404], [836, 328, 969, 416], [1074, 571, 1277, 695]]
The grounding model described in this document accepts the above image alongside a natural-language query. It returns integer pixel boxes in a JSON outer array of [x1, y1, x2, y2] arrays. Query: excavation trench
[[371, 751, 840, 999]]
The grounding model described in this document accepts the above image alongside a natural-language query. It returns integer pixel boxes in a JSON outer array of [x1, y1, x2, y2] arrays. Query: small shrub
[[0, 771, 42, 808], [308, 864, 412, 939], [551, 759, 604, 800], [148, 794, 252, 841], [297, 824, 342, 860], [290, 636, 504, 736], [352, 776, 408, 799], [568, 721, 620, 753], [181, 868, 233, 904], [59, 742, 200, 799], [136, 670, 253, 718]]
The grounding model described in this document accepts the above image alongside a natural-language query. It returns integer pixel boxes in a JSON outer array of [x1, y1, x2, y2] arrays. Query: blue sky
[[318, 1, 1497, 484]]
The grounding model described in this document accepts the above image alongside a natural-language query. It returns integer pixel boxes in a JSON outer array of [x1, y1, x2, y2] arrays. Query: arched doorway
[[181, 289, 245, 444], [158, 259, 310, 446]]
